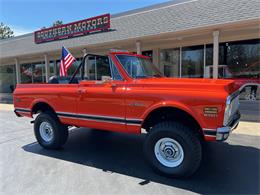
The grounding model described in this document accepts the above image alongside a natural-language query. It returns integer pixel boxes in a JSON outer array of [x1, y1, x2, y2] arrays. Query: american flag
[[59, 46, 75, 77]]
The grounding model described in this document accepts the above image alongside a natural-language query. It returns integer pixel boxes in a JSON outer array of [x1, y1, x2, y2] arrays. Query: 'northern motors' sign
[[34, 14, 110, 44]]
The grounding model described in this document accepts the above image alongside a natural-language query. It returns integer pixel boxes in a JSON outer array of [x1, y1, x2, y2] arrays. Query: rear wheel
[[144, 121, 202, 178], [34, 112, 68, 149]]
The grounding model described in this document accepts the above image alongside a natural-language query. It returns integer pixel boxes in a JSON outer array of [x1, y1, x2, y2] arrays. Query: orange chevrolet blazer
[[13, 52, 240, 178]]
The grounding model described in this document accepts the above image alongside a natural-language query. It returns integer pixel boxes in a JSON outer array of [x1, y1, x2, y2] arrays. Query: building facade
[[0, 0, 259, 103]]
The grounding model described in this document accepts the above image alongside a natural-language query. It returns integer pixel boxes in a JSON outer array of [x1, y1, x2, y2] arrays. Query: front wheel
[[144, 121, 202, 178], [34, 112, 68, 149]]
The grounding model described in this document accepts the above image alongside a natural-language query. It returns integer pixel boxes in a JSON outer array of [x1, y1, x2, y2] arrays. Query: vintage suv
[[13, 52, 240, 178]]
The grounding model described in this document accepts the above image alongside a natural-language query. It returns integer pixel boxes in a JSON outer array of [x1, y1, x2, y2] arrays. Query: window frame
[[115, 54, 163, 80]]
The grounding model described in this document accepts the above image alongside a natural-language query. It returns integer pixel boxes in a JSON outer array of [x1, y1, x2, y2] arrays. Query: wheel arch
[[141, 103, 204, 139], [31, 99, 57, 117]]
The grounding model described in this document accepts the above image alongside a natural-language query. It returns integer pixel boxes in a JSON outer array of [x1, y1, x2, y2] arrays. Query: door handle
[[77, 89, 86, 94]]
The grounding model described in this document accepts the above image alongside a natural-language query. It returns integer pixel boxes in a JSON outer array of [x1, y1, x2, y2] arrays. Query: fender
[[29, 98, 57, 117], [141, 100, 205, 129]]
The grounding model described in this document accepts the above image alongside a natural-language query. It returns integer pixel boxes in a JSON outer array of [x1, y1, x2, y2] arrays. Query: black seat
[[48, 76, 59, 84]]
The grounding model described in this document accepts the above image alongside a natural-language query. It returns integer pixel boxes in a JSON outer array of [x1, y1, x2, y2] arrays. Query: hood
[[135, 77, 239, 94]]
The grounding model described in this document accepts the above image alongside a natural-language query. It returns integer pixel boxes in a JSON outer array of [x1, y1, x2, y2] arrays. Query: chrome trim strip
[[126, 118, 143, 122], [126, 123, 142, 126], [56, 111, 143, 125], [56, 111, 126, 121], [16, 110, 31, 114], [58, 115, 126, 125], [15, 107, 31, 111], [78, 113, 125, 121], [15, 108, 31, 113]]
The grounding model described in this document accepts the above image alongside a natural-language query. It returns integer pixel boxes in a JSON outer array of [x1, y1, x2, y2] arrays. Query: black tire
[[144, 121, 202, 178], [34, 112, 68, 149]]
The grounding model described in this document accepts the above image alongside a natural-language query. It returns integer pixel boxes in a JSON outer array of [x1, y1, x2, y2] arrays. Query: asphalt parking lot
[[0, 109, 259, 195]]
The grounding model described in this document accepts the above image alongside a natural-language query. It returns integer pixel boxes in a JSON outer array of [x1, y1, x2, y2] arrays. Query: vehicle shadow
[[22, 128, 260, 194]]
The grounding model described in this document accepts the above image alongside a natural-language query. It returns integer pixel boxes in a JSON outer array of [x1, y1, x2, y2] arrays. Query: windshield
[[116, 54, 163, 79]]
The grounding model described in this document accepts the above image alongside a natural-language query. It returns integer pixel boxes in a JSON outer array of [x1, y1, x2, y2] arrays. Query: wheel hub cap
[[154, 138, 184, 167], [39, 121, 54, 142]]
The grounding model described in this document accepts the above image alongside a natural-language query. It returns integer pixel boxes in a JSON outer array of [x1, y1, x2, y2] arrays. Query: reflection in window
[[20, 64, 32, 83], [0, 65, 16, 93], [160, 48, 180, 77], [85, 56, 111, 80], [109, 58, 123, 80], [225, 39, 260, 78], [34, 62, 46, 83], [205, 39, 260, 78], [205, 45, 213, 78], [116, 54, 162, 79], [181, 45, 204, 78], [49, 61, 56, 77], [20, 62, 45, 83]]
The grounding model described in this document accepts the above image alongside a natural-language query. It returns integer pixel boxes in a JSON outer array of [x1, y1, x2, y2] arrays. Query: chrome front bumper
[[216, 112, 241, 141]]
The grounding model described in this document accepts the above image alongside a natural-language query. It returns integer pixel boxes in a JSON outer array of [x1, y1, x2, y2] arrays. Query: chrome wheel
[[39, 121, 54, 142], [154, 137, 184, 167]]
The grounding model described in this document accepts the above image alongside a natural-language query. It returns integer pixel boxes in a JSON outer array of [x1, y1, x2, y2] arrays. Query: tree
[[52, 20, 63, 27], [41, 20, 63, 29], [0, 22, 14, 39]]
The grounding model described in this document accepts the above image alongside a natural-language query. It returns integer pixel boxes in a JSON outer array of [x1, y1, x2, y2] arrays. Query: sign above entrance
[[34, 14, 110, 44]]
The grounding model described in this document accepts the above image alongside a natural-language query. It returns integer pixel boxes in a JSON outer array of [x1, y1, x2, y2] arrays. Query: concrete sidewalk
[[0, 104, 14, 111], [234, 121, 260, 137], [0, 103, 14, 111]]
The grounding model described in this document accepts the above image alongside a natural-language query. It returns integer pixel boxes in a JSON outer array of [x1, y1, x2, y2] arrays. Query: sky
[[0, 0, 169, 36]]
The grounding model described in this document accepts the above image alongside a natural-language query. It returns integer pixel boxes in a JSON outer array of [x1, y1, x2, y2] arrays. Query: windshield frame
[[115, 54, 163, 80]]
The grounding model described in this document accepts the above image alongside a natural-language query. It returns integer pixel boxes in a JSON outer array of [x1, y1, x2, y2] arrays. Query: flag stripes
[[59, 46, 75, 77]]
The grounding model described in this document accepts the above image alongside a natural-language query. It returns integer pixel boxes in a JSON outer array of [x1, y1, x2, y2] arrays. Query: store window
[[181, 45, 204, 78], [160, 48, 180, 77], [224, 39, 260, 78], [20, 62, 45, 83], [0, 65, 16, 93], [49, 61, 56, 77], [85, 56, 111, 80], [205, 45, 213, 78], [205, 39, 260, 78]]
